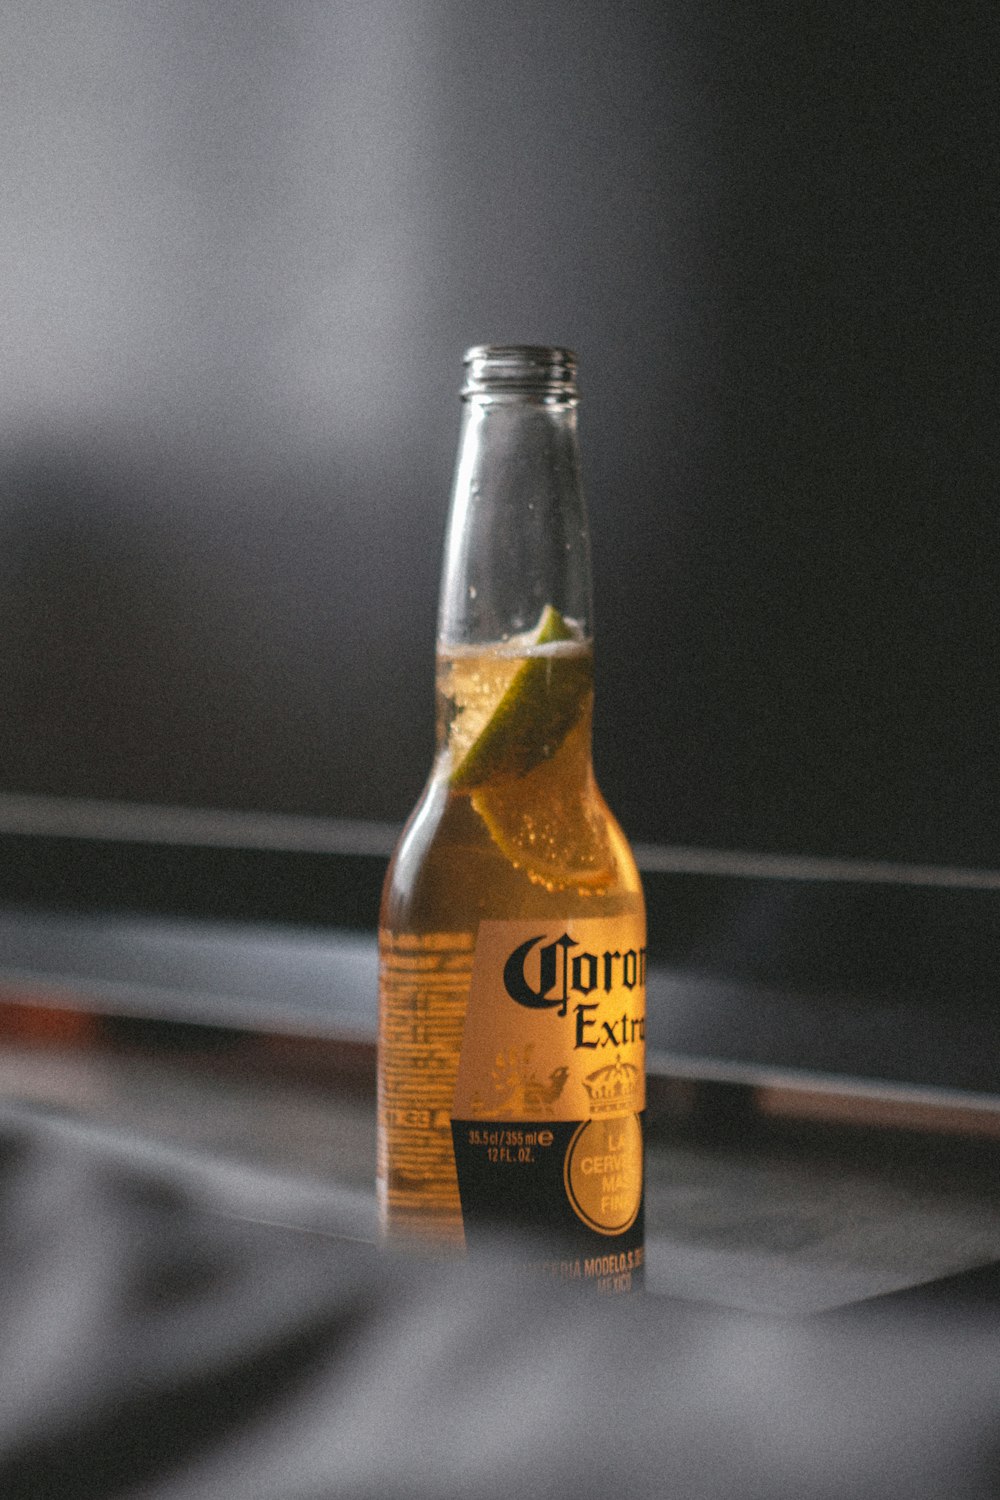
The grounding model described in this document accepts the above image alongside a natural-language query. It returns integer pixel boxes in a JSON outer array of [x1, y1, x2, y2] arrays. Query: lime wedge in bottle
[[471, 757, 616, 892], [447, 605, 613, 890], [449, 605, 591, 791]]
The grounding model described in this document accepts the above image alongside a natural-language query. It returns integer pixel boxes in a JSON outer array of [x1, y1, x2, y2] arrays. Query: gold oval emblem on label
[[563, 1114, 643, 1236]]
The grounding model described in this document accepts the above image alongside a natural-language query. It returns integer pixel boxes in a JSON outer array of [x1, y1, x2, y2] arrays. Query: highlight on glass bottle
[[377, 346, 646, 1294]]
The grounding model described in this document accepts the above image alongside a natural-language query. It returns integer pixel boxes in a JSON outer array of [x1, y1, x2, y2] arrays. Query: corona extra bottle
[[377, 346, 646, 1295]]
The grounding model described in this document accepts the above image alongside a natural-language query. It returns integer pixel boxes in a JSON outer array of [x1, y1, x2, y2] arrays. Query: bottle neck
[[433, 642, 595, 782], [437, 349, 593, 648]]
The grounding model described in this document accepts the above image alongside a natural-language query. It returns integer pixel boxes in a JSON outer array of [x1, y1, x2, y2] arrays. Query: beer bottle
[[377, 345, 646, 1294]]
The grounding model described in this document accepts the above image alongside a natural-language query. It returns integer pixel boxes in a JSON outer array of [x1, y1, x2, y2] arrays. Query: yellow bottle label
[[450, 916, 646, 1272], [453, 917, 646, 1121], [377, 931, 474, 1241]]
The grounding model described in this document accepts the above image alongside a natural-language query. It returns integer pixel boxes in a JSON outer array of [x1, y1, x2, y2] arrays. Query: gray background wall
[[2, 1, 997, 865]]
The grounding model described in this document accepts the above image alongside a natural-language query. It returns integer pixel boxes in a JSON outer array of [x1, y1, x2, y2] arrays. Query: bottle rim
[[462, 345, 578, 400]]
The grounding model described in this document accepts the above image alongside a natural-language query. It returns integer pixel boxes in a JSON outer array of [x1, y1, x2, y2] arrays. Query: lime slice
[[534, 602, 577, 646], [449, 606, 590, 791], [471, 748, 615, 891], [447, 606, 613, 890]]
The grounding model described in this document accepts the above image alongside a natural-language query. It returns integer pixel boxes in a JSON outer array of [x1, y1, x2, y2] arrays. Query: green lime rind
[[533, 602, 577, 647], [449, 605, 591, 791]]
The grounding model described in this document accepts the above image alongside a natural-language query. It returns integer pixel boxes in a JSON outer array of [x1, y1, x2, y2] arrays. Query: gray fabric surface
[[0, 1102, 999, 1499]]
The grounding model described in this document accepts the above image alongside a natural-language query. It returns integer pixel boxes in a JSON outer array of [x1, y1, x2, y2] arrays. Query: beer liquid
[[377, 635, 644, 1248]]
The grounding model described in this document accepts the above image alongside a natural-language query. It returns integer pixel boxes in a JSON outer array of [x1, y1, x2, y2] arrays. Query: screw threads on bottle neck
[[462, 345, 578, 401]]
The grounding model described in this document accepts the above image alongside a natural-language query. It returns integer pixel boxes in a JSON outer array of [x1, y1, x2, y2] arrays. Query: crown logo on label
[[582, 1059, 641, 1115]]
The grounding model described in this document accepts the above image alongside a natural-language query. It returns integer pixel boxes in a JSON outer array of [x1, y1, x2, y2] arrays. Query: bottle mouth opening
[[462, 345, 578, 399]]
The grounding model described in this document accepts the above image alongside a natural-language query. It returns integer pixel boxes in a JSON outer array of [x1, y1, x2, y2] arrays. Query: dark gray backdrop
[[2, 1, 997, 865]]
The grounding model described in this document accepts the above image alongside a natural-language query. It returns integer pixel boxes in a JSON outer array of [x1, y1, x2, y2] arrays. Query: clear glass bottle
[[377, 346, 646, 1294]]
